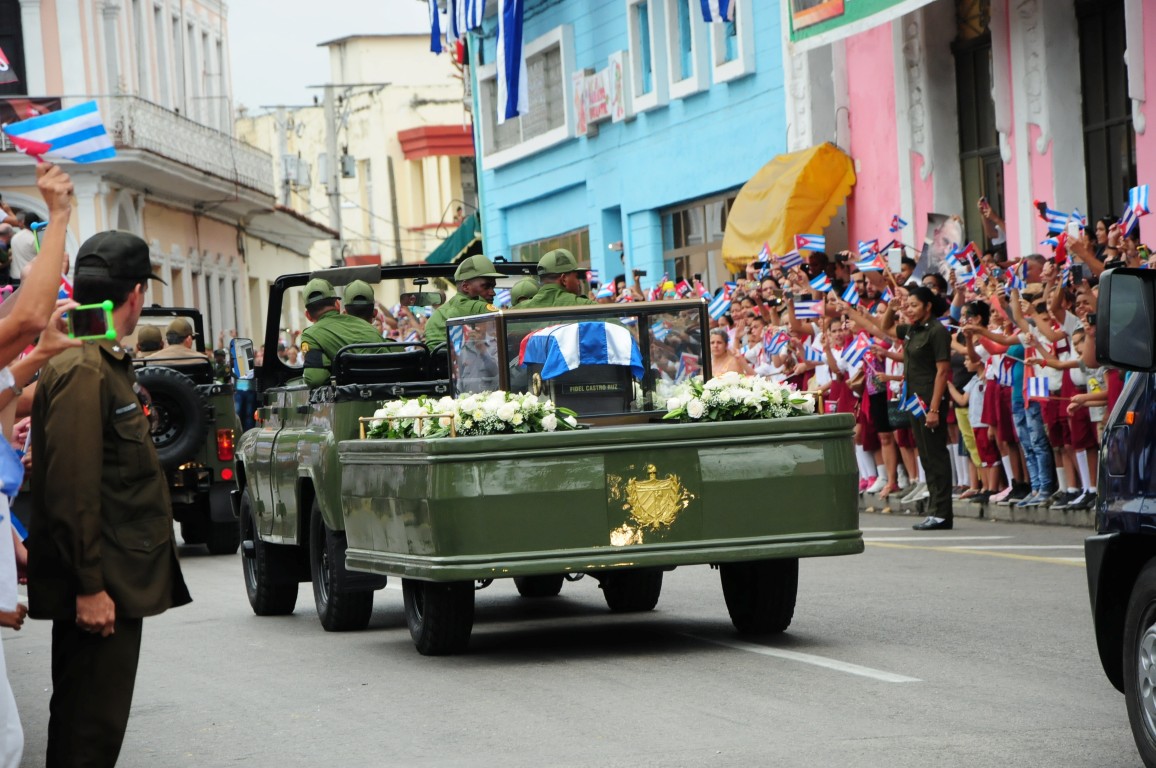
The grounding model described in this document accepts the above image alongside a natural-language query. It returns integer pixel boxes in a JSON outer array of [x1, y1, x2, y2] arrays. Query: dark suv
[[131, 308, 240, 555]]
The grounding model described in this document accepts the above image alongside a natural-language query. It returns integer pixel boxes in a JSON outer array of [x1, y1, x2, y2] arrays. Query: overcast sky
[[228, 0, 432, 113]]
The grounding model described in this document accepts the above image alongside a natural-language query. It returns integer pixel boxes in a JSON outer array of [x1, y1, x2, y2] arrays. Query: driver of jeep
[[147, 318, 210, 366], [423, 255, 503, 348], [299, 277, 384, 388]]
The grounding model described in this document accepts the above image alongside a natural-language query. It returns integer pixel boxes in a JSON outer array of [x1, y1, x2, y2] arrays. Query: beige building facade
[[0, 0, 332, 344]]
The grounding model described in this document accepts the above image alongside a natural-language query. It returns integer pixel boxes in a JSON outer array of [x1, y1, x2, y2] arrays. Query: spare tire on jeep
[[136, 366, 209, 468]]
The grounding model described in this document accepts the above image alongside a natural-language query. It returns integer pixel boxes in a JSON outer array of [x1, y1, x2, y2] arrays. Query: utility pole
[[322, 85, 343, 267]]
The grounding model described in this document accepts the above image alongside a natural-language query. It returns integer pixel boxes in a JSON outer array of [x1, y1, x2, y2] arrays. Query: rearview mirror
[[400, 291, 446, 308], [1096, 269, 1156, 371], [231, 338, 255, 378]]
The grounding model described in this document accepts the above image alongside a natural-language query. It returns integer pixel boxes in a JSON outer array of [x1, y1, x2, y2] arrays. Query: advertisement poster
[[788, 0, 938, 51]]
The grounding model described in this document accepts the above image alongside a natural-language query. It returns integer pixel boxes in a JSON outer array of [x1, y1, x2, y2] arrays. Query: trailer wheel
[[600, 568, 663, 612], [1124, 559, 1156, 767], [204, 488, 240, 555], [310, 501, 374, 632], [719, 558, 798, 635], [241, 490, 298, 616], [514, 575, 564, 598], [402, 579, 475, 655]]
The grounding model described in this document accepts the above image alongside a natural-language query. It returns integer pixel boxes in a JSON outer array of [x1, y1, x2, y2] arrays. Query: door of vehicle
[[269, 384, 311, 542]]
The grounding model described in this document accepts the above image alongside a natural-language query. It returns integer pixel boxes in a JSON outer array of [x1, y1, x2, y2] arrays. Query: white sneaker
[[908, 482, 931, 502], [989, 485, 1014, 503], [900, 482, 927, 504], [897, 466, 910, 488], [866, 476, 888, 494]]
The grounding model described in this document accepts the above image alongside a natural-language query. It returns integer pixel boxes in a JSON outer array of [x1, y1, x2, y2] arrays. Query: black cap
[[74, 231, 166, 284]]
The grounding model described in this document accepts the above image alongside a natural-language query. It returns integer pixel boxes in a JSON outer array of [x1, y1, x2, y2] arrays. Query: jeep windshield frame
[[257, 261, 537, 391]]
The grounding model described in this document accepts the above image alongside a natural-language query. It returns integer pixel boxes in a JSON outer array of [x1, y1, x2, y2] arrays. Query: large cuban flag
[[518, 322, 644, 381], [3, 100, 116, 163]]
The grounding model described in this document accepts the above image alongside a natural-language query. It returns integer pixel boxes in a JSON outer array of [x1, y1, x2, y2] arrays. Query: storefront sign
[[573, 52, 632, 137], [787, 0, 937, 52]]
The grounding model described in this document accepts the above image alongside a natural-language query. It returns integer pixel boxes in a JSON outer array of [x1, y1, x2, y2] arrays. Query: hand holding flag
[[2, 100, 116, 163]]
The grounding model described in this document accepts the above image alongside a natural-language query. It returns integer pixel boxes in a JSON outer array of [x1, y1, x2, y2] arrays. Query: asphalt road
[[4, 512, 1142, 767]]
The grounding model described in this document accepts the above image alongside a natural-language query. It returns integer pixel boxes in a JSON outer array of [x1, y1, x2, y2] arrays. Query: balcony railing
[[0, 96, 273, 194]]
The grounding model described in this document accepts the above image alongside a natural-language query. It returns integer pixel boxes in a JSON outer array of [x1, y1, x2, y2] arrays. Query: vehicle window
[[1107, 274, 1155, 370]]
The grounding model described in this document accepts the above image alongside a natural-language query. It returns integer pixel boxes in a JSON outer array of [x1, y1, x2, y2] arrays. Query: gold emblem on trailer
[[608, 464, 694, 546]]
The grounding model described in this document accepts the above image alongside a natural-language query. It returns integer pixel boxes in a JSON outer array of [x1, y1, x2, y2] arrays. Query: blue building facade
[[469, 0, 787, 292]]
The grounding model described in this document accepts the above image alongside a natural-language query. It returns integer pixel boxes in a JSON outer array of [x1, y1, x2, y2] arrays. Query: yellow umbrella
[[722, 143, 856, 273]]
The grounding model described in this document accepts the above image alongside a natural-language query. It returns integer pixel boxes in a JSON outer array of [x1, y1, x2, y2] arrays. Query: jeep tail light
[[217, 429, 235, 462]]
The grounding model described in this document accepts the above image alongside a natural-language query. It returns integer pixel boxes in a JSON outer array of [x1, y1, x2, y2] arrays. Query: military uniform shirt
[[518, 283, 595, 309], [28, 338, 191, 619], [299, 310, 385, 387], [424, 292, 496, 348], [897, 320, 951, 407]]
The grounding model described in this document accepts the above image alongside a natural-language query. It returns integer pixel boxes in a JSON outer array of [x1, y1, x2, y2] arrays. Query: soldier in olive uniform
[[298, 277, 384, 388], [510, 277, 539, 306], [519, 249, 595, 308], [134, 324, 163, 357], [423, 255, 503, 347], [28, 231, 192, 768], [342, 279, 376, 322]]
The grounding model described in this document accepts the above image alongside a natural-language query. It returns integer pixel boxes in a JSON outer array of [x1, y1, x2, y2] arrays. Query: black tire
[[136, 366, 209, 468], [310, 501, 374, 632], [1123, 560, 1156, 767], [402, 579, 475, 655], [205, 488, 240, 555], [600, 569, 663, 612], [513, 575, 564, 598], [240, 489, 298, 616], [719, 558, 799, 635]]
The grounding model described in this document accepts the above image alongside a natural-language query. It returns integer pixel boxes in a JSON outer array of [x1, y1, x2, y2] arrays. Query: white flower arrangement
[[367, 391, 579, 439], [662, 372, 816, 423]]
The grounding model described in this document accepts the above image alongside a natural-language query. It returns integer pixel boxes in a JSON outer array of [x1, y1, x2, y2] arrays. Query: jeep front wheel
[[310, 500, 374, 632], [241, 489, 298, 616], [719, 558, 798, 635], [600, 568, 663, 612], [402, 579, 474, 656]]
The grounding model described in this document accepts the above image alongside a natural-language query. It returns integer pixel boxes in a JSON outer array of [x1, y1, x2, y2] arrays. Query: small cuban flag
[[841, 332, 872, 367], [793, 300, 822, 319], [1037, 203, 1068, 234], [795, 234, 826, 252], [1130, 184, 1151, 217], [1069, 208, 1088, 229], [494, 288, 512, 307], [595, 285, 615, 300], [1060, 265, 1072, 286], [945, 244, 965, 271], [3, 100, 117, 163], [674, 279, 693, 298], [996, 357, 1014, 387], [650, 319, 671, 342], [889, 215, 908, 233], [809, 273, 832, 293], [1027, 377, 1050, 400], [857, 253, 886, 272], [448, 324, 465, 354], [777, 250, 804, 270], [804, 343, 825, 363], [756, 242, 772, 263], [1121, 204, 1141, 238], [708, 291, 731, 320], [857, 239, 879, 257], [764, 330, 790, 357], [880, 287, 894, 303], [1040, 235, 1060, 248], [841, 283, 860, 306], [586, 269, 600, 283], [699, 0, 734, 22], [902, 391, 927, 418], [694, 280, 709, 298]]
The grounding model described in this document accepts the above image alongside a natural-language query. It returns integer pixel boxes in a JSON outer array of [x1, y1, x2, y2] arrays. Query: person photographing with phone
[[27, 230, 191, 768]]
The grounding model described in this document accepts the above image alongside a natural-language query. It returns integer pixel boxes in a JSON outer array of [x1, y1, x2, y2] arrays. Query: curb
[[858, 490, 1095, 529]]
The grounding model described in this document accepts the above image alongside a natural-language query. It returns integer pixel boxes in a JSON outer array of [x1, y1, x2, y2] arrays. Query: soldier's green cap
[[303, 277, 337, 307], [511, 277, 539, 304], [166, 318, 196, 338], [137, 325, 163, 348], [343, 279, 375, 306], [536, 248, 581, 276], [454, 254, 503, 282]]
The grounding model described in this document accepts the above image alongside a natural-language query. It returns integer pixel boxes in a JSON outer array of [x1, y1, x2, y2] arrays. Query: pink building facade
[[783, 0, 1154, 258]]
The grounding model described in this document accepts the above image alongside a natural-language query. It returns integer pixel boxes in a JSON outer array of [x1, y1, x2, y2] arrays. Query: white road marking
[[941, 544, 1084, 551], [684, 634, 921, 684], [865, 536, 1013, 543]]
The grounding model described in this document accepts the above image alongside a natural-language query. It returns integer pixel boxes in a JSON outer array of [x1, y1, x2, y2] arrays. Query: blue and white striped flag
[[804, 343, 825, 363], [1069, 208, 1087, 229], [699, 0, 734, 22], [448, 0, 485, 43], [496, 0, 528, 124], [448, 324, 464, 354], [841, 283, 860, 306], [795, 234, 826, 252], [902, 392, 927, 418], [1040, 206, 1068, 234], [756, 242, 772, 263], [1006, 265, 1026, 294], [880, 287, 894, 303], [519, 322, 644, 380], [650, 320, 671, 342], [764, 330, 789, 357], [708, 291, 731, 320], [777, 250, 804, 270], [809, 273, 832, 293], [2, 100, 116, 163], [793, 300, 822, 319], [889, 215, 908, 233], [1130, 184, 1151, 216], [997, 358, 1014, 387], [857, 239, 878, 257], [841, 332, 871, 367], [428, 0, 443, 53], [945, 244, 965, 271], [494, 288, 512, 307], [1027, 377, 1049, 399], [1040, 235, 1060, 248]]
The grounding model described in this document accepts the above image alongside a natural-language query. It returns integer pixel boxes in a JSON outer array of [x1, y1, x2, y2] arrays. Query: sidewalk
[[858, 489, 1095, 529]]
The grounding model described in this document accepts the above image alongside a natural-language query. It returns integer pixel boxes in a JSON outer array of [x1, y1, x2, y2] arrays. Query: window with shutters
[[627, 0, 668, 112], [710, 0, 755, 84], [477, 25, 575, 169]]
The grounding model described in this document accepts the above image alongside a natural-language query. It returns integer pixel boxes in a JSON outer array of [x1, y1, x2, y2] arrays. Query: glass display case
[[446, 299, 711, 419]]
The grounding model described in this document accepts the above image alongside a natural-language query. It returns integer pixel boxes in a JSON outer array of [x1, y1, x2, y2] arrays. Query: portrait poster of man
[[914, 212, 963, 279]]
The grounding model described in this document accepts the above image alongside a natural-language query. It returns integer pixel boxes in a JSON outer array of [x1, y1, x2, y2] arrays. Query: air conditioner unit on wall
[[341, 154, 356, 179]]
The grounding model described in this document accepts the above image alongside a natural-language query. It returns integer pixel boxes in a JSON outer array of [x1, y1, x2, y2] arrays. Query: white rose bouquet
[[662, 372, 816, 423], [368, 391, 579, 439]]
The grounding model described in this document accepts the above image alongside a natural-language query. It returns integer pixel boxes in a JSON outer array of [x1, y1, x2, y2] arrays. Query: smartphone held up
[[67, 300, 116, 341]]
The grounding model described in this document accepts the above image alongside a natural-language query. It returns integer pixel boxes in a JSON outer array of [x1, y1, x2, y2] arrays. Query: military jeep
[[129, 307, 240, 555]]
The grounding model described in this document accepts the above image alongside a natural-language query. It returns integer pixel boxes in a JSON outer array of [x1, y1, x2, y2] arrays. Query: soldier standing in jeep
[[298, 278, 382, 388]]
